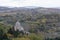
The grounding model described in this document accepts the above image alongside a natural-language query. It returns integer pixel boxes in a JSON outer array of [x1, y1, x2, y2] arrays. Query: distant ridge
[[0, 6, 60, 14]]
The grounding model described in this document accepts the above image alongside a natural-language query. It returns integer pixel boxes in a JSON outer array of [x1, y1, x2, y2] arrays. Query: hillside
[[0, 6, 60, 40], [0, 6, 60, 16]]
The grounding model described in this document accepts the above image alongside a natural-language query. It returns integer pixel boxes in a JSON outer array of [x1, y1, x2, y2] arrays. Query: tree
[[0, 29, 10, 40], [8, 28, 24, 37]]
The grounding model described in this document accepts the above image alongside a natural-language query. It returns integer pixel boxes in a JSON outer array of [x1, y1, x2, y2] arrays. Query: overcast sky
[[0, 0, 60, 7]]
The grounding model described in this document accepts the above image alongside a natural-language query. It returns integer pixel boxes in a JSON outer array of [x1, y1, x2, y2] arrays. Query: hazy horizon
[[0, 0, 60, 8]]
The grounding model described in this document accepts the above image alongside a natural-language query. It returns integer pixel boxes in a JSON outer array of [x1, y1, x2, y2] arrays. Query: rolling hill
[[0, 6, 60, 16]]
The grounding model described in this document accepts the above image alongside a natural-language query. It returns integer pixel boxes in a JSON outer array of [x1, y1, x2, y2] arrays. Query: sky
[[0, 0, 60, 8]]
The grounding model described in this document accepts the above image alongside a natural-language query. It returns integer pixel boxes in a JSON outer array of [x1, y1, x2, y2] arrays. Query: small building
[[14, 21, 24, 31], [14, 21, 30, 35]]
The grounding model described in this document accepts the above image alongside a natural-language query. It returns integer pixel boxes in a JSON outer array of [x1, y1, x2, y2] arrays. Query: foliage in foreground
[[0, 23, 44, 40], [12, 33, 44, 40]]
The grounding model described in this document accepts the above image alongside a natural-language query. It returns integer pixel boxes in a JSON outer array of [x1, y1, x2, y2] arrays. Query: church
[[13, 21, 30, 35], [14, 21, 24, 31]]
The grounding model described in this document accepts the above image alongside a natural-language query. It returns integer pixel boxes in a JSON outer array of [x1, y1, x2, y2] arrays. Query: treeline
[[0, 13, 60, 34], [0, 23, 44, 40], [0, 13, 60, 40]]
